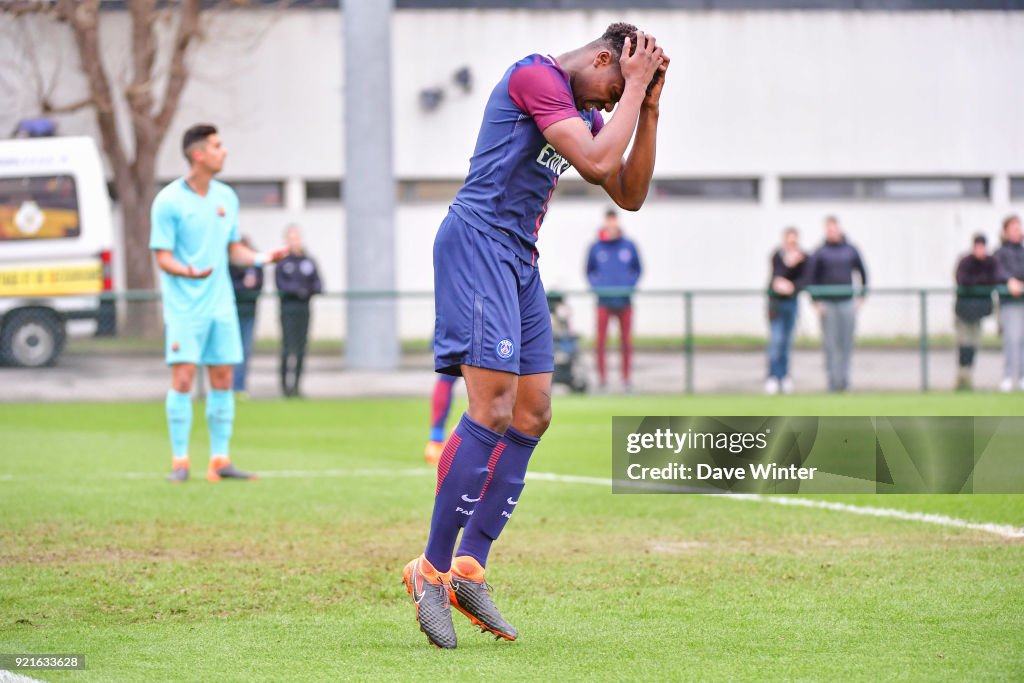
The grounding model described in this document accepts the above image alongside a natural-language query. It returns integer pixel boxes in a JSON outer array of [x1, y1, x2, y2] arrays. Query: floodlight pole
[[343, 0, 400, 369]]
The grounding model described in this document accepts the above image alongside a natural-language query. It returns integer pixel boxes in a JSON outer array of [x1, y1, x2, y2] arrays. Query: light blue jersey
[[150, 177, 243, 366], [149, 177, 240, 319]]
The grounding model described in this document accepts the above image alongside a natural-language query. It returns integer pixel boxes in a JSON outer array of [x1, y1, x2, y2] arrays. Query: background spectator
[[229, 235, 264, 395], [953, 234, 1007, 391], [801, 215, 867, 392], [585, 209, 642, 392], [765, 227, 806, 394], [994, 214, 1024, 392], [276, 224, 322, 398]]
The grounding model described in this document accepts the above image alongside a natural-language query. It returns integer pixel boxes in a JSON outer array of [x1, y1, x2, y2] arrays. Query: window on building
[[229, 180, 285, 207], [554, 180, 608, 199], [305, 180, 343, 204], [1010, 177, 1024, 200], [781, 177, 989, 201], [652, 178, 759, 201], [397, 180, 464, 202]]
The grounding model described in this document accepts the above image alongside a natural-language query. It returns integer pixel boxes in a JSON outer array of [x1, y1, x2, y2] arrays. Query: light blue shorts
[[164, 314, 243, 366]]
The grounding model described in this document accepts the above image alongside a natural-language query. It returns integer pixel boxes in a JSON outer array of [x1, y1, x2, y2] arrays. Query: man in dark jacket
[[586, 209, 642, 392], [994, 215, 1024, 392], [801, 216, 867, 392], [276, 224, 322, 397], [229, 236, 264, 394]]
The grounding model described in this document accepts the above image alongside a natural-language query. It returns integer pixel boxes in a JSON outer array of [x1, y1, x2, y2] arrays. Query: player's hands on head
[[620, 32, 664, 94], [186, 265, 213, 279], [643, 51, 669, 108]]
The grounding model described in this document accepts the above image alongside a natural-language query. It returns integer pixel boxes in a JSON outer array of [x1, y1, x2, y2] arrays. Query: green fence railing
[[5, 284, 1011, 391]]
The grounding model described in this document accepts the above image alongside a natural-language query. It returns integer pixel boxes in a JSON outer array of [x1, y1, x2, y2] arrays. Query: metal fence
[[0, 286, 1015, 395]]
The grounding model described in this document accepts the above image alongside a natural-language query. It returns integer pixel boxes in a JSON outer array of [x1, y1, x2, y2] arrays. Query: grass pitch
[[1, 394, 1022, 681]]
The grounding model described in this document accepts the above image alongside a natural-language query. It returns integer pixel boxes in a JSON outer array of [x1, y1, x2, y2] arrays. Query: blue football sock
[[456, 426, 538, 568], [424, 413, 501, 573], [165, 389, 192, 459], [205, 389, 235, 457]]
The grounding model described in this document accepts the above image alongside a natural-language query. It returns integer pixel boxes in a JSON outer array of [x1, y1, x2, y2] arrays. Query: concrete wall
[[4, 8, 1023, 338]]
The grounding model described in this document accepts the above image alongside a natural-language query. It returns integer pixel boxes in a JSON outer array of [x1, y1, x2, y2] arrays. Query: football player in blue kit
[[403, 23, 668, 649]]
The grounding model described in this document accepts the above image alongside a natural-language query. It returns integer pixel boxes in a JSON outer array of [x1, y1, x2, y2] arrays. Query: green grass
[[1, 395, 1022, 681]]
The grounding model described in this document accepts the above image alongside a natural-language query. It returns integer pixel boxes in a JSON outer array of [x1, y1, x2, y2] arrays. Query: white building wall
[[4, 8, 1023, 338]]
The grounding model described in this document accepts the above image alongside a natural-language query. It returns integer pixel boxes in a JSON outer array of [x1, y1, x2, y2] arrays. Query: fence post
[[684, 291, 694, 394], [919, 289, 929, 392]]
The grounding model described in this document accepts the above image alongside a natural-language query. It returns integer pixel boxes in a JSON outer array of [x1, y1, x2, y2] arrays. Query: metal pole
[[919, 289, 929, 392], [684, 291, 694, 394], [343, 0, 399, 369]]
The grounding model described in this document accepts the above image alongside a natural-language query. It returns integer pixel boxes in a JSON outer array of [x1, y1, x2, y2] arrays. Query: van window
[[0, 174, 81, 241]]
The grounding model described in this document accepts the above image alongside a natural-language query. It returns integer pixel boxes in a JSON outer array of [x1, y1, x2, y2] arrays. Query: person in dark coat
[[800, 215, 867, 392], [229, 236, 264, 394], [954, 234, 1005, 390], [276, 224, 322, 397]]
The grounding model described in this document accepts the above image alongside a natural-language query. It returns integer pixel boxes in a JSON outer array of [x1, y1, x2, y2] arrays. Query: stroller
[[547, 291, 589, 393]]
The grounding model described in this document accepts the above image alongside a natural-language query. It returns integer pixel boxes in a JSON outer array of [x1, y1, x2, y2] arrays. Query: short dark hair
[[605, 208, 618, 219], [824, 215, 840, 226], [598, 22, 664, 95], [783, 226, 799, 237], [599, 22, 641, 60], [182, 124, 217, 164], [973, 233, 987, 246]]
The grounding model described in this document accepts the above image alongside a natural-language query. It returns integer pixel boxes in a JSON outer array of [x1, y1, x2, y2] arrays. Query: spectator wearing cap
[[954, 234, 1011, 390]]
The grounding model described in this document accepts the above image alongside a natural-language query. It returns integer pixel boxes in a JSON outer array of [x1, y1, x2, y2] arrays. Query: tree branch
[[154, 0, 200, 141], [41, 94, 95, 114], [57, 0, 130, 191], [126, 0, 158, 191]]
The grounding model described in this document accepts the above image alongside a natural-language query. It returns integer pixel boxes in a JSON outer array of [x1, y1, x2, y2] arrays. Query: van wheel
[[0, 311, 66, 367]]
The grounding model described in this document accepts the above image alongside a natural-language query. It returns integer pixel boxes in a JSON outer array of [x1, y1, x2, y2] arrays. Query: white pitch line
[[724, 493, 1024, 540], [2, 467, 1022, 540], [527, 472, 1024, 540], [0, 670, 44, 683]]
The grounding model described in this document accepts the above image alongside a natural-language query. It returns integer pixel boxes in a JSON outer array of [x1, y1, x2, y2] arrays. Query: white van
[[0, 136, 116, 367]]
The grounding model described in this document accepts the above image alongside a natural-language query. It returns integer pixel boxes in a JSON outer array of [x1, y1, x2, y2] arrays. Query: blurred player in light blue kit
[[150, 124, 287, 483]]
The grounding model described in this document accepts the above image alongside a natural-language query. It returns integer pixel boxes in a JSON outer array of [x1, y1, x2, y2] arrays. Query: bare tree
[[75, 0, 200, 335], [2, 0, 204, 335]]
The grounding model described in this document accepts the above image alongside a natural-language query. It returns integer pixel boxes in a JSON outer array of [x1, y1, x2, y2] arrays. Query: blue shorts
[[433, 211, 553, 377], [164, 314, 243, 366]]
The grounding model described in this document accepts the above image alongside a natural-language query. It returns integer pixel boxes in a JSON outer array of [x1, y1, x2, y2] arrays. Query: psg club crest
[[496, 338, 514, 360], [217, 206, 226, 217]]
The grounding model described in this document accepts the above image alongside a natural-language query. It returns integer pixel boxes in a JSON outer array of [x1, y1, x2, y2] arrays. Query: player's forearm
[[154, 251, 191, 278], [614, 107, 659, 209], [582, 85, 646, 181], [228, 243, 258, 267]]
